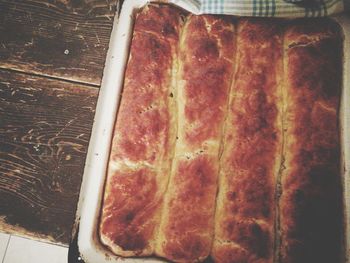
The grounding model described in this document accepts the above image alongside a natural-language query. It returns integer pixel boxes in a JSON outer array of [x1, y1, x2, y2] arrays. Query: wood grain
[[0, 0, 118, 85], [0, 69, 98, 244]]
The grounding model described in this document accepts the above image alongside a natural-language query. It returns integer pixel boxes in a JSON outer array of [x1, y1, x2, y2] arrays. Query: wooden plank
[[0, 69, 98, 244], [0, 0, 118, 85]]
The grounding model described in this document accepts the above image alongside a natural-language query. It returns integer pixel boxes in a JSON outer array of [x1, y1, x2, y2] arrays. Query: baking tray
[[71, 0, 350, 262]]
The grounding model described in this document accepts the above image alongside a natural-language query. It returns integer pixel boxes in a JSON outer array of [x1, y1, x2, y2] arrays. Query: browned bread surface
[[155, 15, 236, 263], [99, 4, 185, 256], [280, 19, 343, 263], [99, 4, 344, 262], [212, 19, 283, 263]]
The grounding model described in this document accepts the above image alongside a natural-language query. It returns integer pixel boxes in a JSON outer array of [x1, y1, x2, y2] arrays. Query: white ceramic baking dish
[[74, 0, 350, 262]]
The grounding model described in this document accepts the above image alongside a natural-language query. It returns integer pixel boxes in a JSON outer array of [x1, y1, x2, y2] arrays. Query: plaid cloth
[[177, 0, 346, 17]]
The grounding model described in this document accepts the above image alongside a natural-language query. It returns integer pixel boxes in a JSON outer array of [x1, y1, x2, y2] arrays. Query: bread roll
[[99, 5, 184, 256], [212, 19, 283, 263], [280, 19, 343, 263], [155, 15, 236, 262]]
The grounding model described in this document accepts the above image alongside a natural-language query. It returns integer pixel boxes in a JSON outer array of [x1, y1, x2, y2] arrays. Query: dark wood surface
[[0, 69, 98, 244], [0, 0, 118, 85], [0, 0, 119, 245]]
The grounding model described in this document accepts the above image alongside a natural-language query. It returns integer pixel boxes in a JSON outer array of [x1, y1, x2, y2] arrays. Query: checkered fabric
[[184, 0, 345, 17]]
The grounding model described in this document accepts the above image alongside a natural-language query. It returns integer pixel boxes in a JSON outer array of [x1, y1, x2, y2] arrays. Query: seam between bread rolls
[[274, 24, 287, 263], [210, 15, 238, 258], [154, 12, 187, 255], [212, 16, 238, 253]]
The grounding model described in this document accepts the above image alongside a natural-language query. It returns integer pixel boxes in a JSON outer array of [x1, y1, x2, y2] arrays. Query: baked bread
[[212, 19, 283, 263], [99, 4, 185, 256], [280, 19, 343, 263], [99, 4, 344, 262], [155, 15, 236, 262]]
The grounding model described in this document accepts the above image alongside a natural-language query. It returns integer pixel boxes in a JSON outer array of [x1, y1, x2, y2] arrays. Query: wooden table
[[0, 0, 119, 245]]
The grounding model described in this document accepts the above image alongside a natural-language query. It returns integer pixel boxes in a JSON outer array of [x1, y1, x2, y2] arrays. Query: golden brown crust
[[155, 15, 236, 262], [111, 5, 181, 165], [158, 155, 219, 262], [280, 19, 343, 263], [100, 167, 159, 252], [99, 7, 344, 261], [99, 5, 185, 256], [212, 19, 283, 263], [179, 15, 236, 151]]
